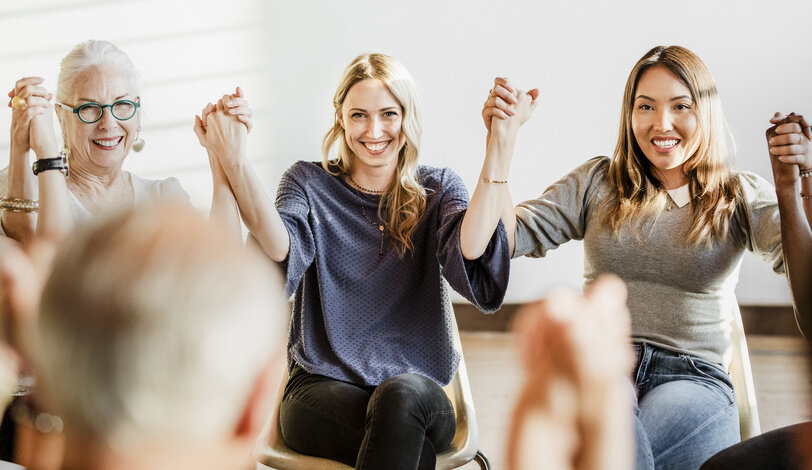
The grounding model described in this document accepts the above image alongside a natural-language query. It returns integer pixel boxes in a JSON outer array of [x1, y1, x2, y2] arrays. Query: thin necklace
[[351, 187, 386, 255], [347, 174, 386, 194]]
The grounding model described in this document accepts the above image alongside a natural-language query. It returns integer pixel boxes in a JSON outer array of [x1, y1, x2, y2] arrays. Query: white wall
[[2, 1, 809, 304]]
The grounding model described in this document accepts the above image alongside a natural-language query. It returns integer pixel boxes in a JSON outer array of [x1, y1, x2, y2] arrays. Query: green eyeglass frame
[[55, 100, 140, 124]]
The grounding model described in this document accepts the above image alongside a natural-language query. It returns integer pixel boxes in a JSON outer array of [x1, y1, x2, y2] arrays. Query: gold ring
[[11, 96, 25, 110]]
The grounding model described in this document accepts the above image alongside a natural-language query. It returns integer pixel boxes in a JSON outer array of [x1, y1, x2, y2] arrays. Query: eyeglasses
[[55, 100, 140, 124]]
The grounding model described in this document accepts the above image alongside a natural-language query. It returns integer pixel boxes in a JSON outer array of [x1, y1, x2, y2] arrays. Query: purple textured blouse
[[276, 161, 509, 386]]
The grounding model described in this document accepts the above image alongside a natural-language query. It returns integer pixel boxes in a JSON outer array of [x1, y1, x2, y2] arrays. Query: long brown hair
[[322, 53, 426, 257], [602, 46, 739, 245]]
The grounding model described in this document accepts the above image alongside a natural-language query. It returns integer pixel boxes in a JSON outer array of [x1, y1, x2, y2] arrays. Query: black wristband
[[32, 152, 69, 178]]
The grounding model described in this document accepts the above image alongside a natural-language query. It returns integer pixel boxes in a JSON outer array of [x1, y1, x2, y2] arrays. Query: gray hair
[[56, 39, 140, 103], [36, 204, 287, 450]]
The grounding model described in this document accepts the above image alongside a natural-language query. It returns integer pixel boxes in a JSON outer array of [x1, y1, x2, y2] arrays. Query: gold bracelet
[[0, 197, 39, 213], [482, 178, 508, 184]]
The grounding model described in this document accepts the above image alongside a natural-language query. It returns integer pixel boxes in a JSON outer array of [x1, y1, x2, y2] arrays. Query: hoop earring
[[132, 132, 145, 153]]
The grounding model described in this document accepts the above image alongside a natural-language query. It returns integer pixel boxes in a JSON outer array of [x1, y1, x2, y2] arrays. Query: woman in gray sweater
[[465, 45, 811, 470]]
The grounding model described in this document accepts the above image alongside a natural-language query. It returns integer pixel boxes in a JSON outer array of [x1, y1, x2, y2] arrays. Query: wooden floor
[[456, 332, 812, 470]]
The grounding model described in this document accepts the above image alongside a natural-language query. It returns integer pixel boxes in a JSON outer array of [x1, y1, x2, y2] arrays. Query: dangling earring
[[61, 135, 71, 159], [132, 132, 145, 153]]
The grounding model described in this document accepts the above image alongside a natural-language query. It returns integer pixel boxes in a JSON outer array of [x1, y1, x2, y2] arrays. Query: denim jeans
[[632, 342, 740, 470], [279, 364, 456, 470]]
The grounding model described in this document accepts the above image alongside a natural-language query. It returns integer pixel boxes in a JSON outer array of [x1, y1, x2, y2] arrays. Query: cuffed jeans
[[279, 364, 456, 470], [633, 343, 740, 470]]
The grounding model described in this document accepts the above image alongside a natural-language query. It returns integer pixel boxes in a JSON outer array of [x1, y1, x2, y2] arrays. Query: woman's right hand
[[8, 77, 56, 158], [203, 99, 248, 167]]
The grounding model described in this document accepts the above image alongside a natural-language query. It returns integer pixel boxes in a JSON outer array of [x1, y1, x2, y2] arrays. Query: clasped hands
[[482, 77, 539, 138], [193, 86, 253, 164], [766, 112, 811, 185]]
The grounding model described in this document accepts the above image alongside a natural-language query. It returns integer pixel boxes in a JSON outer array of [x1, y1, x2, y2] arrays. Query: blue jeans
[[633, 343, 740, 470], [279, 364, 456, 470]]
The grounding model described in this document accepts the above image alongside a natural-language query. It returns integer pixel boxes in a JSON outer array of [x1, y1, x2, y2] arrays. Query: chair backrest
[[729, 304, 761, 441], [254, 320, 480, 470]]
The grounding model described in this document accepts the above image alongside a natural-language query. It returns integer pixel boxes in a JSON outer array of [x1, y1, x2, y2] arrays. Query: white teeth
[[93, 137, 122, 148], [364, 142, 388, 151], [653, 139, 678, 149]]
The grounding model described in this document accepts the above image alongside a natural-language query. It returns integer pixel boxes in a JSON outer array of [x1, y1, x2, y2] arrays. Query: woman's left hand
[[767, 112, 811, 184]]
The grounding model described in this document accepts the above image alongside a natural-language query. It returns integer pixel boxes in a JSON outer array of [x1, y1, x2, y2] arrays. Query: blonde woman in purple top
[[207, 53, 514, 469]]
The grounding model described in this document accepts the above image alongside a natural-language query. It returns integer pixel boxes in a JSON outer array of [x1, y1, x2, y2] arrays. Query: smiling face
[[338, 78, 405, 173], [59, 65, 140, 174], [631, 65, 698, 189]]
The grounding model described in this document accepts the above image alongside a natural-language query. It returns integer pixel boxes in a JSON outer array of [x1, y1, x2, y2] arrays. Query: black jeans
[[700, 421, 812, 470], [279, 364, 456, 470]]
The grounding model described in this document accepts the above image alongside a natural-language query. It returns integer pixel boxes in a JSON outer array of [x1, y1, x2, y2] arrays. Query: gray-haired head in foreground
[[36, 203, 287, 451]]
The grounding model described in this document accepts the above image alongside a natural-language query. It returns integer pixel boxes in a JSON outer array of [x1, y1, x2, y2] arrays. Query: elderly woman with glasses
[[2, 39, 251, 242]]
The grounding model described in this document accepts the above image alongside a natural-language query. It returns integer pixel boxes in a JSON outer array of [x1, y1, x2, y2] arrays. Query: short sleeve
[[732, 171, 783, 274], [434, 169, 510, 313], [514, 156, 609, 258], [155, 177, 191, 203]]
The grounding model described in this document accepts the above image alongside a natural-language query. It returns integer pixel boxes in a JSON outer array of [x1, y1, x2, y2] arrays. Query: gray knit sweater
[[514, 156, 783, 366]]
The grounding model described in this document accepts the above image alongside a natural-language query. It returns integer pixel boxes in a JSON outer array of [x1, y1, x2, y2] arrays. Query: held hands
[[193, 86, 253, 163], [482, 77, 539, 138], [8, 77, 59, 158], [766, 112, 811, 186]]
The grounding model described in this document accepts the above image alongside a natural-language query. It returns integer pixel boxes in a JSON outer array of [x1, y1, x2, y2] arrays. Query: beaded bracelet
[[800, 168, 812, 178], [0, 197, 39, 213], [802, 193, 812, 200]]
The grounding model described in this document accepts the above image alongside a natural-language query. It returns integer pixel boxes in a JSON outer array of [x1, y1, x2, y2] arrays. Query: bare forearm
[[461, 131, 518, 259], [2, 146, 38, 241], [208, 153, 242, 242], [36, 168, 72, 243], [222, 161, 290, 262], [776, 183, 812, 337]]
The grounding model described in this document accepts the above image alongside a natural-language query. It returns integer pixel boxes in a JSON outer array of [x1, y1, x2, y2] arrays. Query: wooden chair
[[254, 326, 490, 469], [729, 304, 761, 441]]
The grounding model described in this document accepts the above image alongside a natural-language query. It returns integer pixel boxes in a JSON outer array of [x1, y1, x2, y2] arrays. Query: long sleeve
[[514, 156, 609, 258], [434, 169, 510, 313], [274, 165, 317, 298]]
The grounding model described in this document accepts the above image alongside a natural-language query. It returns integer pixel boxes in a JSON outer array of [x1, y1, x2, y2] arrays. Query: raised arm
[[194, 87, 252, 242], [460, 77, 538, 260], [3, 77, 54, 242], [766, 112, 812, 336], [20, 81, 73, 243], [198, 90, 291, 262]]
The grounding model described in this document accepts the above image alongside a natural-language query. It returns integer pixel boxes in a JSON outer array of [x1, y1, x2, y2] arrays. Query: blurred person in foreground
[[0, 203, 288, 470], [508, 275, 634, 470]]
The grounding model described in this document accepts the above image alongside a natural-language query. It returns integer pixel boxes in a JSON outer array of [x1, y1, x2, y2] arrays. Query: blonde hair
[[322, 53, 426, 257], [602, 45, 739, 245]]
